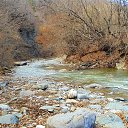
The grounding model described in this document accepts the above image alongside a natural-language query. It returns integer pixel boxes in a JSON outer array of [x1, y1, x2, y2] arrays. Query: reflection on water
[[13, 59, 128, 89]]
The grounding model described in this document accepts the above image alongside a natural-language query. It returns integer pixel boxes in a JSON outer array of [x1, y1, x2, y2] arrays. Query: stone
[[59, 69, 67, 72], [126, 115, 128, 122], [96, 113, 125, 128], [77, 88, 91, 99], [0, 81, 9, 92], [14, 61, 28, 66], [89, 105, 102, 110], [107, 98, 114, 102], [67, 89, 77, 99], [0, 104, 11, 110], [0, 81, 9, 87], [20, 107, 29, 115], [37, 84, 48, 90], [59, 86, 69, 91], [115, 97, 128, 102], [12, 112, 23, 118], [116, 61, 126, 70], [105, 102, 128, 111], [70, 106, 76, 112], [77, 94, 89, 100], [39, 106, 56, 112], [1, 110, 8, 116], [36, 125, 45, 128], [20, 90, 35, 97], [61, 106, 69, 113], [85, 83, 102, 89], [0, 114, 19, 124], [46, 108, 96, 128], [66, 99, 78, 104]]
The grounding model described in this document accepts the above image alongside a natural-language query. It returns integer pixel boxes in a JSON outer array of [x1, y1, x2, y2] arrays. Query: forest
[[0, 0, 128, 71]]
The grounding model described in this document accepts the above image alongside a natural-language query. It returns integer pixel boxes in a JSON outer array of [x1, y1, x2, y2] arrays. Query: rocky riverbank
[[0, 59, 128, 128]]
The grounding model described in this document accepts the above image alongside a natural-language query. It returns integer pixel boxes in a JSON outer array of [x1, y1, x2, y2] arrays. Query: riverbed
[[13, 58, 128, 98], [0, 58, 128, 127]]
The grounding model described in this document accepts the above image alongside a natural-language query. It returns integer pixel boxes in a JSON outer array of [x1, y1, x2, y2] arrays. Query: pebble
[[36, 125, 45, 128]]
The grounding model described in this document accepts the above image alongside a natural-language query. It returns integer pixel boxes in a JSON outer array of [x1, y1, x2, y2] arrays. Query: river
[[12, 58, 128, 91]]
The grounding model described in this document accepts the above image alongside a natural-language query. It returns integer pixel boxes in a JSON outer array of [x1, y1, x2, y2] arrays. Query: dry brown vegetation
[[0, 0, 128, 70], [36, 0, 128, 68]]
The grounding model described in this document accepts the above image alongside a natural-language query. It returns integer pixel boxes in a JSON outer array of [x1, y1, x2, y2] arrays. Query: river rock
[[39, 106, 56, 112], [105, 102, 128, 111], [66, 99, 78, 104], [77, 88, 90, 99], [77, 94, 89, 100], [0, 104, 11, 110], [96, 113, 125, 128], [59, 86, 69, 91], [89, 105, 102, 110], [67, 89, 77, 99], [126, 115, 128, 122], [85, 83, 102, 89], [46, 108, 96, 128], [0, 81, 9, 87], [36, 125, 45, 128], [20, 90, 35, 97], [14, 61, 28, 66], [0, 114, 19, 124], [37, 84, 48, 90], [61, 106, 69, 113]]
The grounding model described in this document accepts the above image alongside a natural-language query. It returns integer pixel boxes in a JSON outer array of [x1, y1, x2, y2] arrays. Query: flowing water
[[13, 58, 128, 90]]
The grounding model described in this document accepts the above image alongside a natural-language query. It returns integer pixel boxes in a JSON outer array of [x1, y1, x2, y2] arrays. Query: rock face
[[0, 114, 19, 124], [46, 108, 96, 128]]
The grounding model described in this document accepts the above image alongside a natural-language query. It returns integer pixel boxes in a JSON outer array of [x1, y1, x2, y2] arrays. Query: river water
[[13, 58, 128, 91]]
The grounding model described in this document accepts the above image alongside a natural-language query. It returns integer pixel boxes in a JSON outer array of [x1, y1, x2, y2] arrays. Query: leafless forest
[[0, 0, 128, 71]]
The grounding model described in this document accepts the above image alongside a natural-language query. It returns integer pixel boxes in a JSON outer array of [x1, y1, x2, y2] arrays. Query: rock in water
[[67, 89, 77, 99], [0, 114, 19, 124], [14, 61, 28, 66], [46, 108, 96, 128]]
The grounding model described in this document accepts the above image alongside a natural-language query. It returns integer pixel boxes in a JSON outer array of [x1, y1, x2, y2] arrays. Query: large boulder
[[96, 113, 125, 128], [46, 108, 96, 128], [105, 102, 128, 112], [0, 114, 19, 124]]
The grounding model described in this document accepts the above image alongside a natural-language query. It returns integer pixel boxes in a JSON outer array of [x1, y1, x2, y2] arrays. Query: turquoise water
[[13, 59, 128, 90]]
